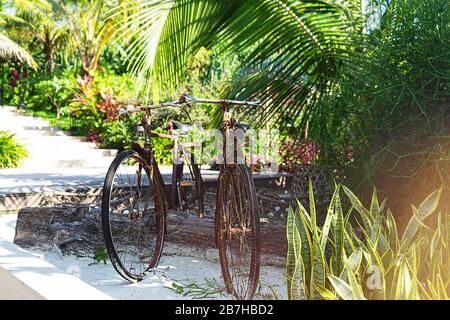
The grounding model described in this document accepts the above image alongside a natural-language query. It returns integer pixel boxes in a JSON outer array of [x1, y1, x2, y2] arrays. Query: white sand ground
[[0, 213, 287, 300]]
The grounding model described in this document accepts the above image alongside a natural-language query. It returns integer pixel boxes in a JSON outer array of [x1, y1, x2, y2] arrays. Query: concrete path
[[0, 106, 120, 194]]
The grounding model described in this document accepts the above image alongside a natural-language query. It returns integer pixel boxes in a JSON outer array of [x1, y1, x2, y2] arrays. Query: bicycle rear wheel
[[101, 149, 166, 282], [215, 163, 261, 300]]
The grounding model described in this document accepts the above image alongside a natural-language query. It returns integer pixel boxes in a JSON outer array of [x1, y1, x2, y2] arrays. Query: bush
[[99, 118, 135, 151], [279, 139, 321, 172], [308, 0, 450, 214], [0, 131, 28, 168], [286, 183, 448, 300], [150, 128, 173, 165], [27, 69, 77, 116], [69, 72, 137, 139]]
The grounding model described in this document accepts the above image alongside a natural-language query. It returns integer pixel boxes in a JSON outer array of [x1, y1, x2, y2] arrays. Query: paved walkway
[[0, 106, 119, 194]]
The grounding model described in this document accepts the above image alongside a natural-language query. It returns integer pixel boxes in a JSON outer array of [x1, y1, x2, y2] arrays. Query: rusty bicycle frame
[[119, 95, 202, 214], [113, 93, 261, 300], [118, 93, 259, 212]]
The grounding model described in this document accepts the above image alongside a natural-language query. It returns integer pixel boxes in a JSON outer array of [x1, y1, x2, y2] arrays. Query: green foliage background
[[0, 130, 28, 168], [307, 0, 450, 216]]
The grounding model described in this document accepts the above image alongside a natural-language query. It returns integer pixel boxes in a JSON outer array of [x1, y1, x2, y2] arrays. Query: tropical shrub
[[0, 130, 28, 168], [27, 70, 77, 116], [279, 139, 321, 172], [150, 128, 173, 165], [307, 0, 450, 214], [286, 183, 448, 299], [69, 75, 104, 134], [99, 120, 133, 150], [69, 72, 137, 140]]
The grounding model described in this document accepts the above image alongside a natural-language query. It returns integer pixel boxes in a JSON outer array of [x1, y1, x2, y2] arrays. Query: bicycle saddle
[[236, 123, 250, 132], [170, 120, 193, 131]]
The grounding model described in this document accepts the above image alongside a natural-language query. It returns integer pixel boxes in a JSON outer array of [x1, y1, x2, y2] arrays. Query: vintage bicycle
[[101, 94, 261, 300]]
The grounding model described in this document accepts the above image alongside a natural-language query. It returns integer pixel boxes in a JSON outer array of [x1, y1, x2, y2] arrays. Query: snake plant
[[286, 181, 447, 300]]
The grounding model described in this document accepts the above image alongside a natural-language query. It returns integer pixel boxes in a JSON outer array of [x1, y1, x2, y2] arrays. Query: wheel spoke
[[217, 165, 260, 300], [103, 151, 165, 282]]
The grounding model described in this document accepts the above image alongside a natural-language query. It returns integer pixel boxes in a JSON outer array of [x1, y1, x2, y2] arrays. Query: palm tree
[[0, 0, 68, 73], [113, 0, 364, 130], [0, 32, 37, 68], [60, 0, 131, 76]]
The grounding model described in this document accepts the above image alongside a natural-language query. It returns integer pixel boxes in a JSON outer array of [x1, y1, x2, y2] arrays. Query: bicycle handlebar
[[118, 94, 261, 119], [179, 93, 261, 107], [118, 101, 181, 119]]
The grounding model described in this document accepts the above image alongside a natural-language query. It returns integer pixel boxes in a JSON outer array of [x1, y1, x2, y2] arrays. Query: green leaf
[[293, 200, 313, 291], [333, 190, 345, 275], [395, 260, 412, 300], [340, 247, 363, 283], [285, 206, 296, 299], [386, 209, 398, 251], [429, 214, 441, 261], [402, 188, 441, 242], [328, 275, 354, 300], [314, 284, 338, 300], [309, 179, 317, 235], [342, 185, 372, 233], [290, 227, 307, 299], [310, 227, 326, 299], [346, 263, 366, 300], [320, 185, 340, 253], [369, 188, 380, 219]]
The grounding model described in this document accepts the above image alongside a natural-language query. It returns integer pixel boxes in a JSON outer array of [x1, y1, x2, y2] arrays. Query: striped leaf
[[290, 227, 307, 299], [333, 190, 345, 275], [320, 184, 340, 253], [310, 230, 326, 299], [328, 275, 355, 300], [340, 247, 363, 283], [342, 185, 373, 233], [402, 188, 441, 242], [286, 206, 296, 299]]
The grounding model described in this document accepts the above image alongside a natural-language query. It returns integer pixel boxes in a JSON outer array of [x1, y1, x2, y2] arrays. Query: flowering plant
[[279, 139, 321, 172]]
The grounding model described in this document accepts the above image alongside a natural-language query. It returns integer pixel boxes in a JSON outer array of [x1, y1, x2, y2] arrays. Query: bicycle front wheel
[[101, 150, 166, 282], [215, 164, 261, 300]]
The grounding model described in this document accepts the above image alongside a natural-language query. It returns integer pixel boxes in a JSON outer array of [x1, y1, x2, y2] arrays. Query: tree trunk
[[14, 206, 287, 264], [43, 31, 55, 74]]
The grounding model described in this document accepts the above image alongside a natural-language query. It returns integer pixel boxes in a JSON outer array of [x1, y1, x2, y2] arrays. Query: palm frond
[[219, 0, 363, 130], [113, 0, 242, 101], [0, 32, 38, 68], [114, 0, 363, 129]]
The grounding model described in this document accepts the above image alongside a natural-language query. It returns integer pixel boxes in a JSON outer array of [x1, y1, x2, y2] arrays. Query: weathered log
[[14, 205, 287, 262]]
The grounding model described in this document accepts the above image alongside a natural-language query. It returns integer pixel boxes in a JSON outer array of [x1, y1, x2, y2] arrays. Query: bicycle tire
[[101, 149, 166, 282], [215, 163, 261, 300]]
